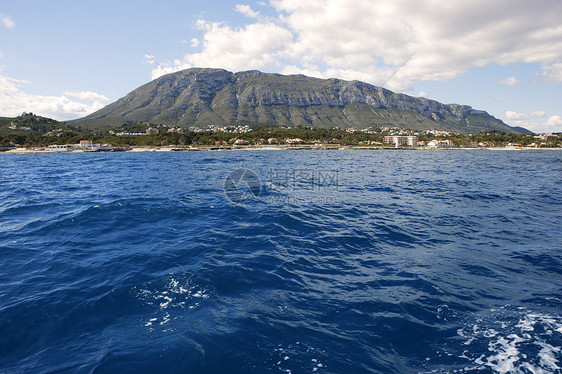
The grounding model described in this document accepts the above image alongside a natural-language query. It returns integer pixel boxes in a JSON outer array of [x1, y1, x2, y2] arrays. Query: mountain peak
[[72, 68, 529, 134]]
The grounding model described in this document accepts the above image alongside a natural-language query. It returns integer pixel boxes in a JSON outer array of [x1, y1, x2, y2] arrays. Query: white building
[[427, 139, 454, 148], [285, 138, 304, 144], [167, 127, 184, 134], [383, 136, 417, 147], [47, 144, 73, 152], [78, 140, 93, 149]]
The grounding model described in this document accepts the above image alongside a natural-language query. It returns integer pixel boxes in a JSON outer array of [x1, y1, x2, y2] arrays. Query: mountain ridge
[[72, 68, 530, 134]]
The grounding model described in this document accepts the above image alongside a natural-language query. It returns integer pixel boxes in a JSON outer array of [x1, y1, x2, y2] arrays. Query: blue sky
[[1, 0, 562, 133]]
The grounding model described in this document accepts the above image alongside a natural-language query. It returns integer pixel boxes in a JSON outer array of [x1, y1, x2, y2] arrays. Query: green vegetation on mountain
[[70, 68, 530, 134], [0, 113, 92, 147]]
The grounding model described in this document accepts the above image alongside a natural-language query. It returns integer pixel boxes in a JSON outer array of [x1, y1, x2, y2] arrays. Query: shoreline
[[1, 145, 562, 154]]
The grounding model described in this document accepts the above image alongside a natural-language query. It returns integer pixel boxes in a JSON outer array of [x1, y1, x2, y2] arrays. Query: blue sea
[[1, 150, 561, 373]]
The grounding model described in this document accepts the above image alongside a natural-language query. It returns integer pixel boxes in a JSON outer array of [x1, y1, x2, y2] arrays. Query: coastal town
[[1, 114, 560, 153]]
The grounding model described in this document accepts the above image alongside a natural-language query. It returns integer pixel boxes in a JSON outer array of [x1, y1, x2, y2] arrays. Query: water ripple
[[0, 150, 561, 373]]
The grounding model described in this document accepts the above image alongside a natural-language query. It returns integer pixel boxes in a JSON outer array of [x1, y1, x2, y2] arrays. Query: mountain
[[72, 68, 530, 134]]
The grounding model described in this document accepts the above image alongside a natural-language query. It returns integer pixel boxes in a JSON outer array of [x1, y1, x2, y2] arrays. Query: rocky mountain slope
[[72, 68, 530, 134]]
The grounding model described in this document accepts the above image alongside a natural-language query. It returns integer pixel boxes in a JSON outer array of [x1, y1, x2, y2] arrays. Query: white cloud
[[503, 111, 562, 133], [505, 111, 528, 120], [235, 4, 260, 18], [530, 111, 546, 118], [64, 90, 109, 102], [0, 75, 106, 120], [152, 0, 562, 92], [542, 62, 562, 82], [546, 115, 562, 126], [150, 20, 294, 80], [494, 97, 505, 102], [144, 54, 159, 66], [499, 77, 521, 86], [190, 38, 200, 48], [0, 15, 15, 29], [521, 116, 562, 133]]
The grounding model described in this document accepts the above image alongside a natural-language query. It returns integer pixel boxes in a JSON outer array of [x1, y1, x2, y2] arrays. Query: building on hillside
[[167, 127, 184, 134], [146, 127, 159, 135]]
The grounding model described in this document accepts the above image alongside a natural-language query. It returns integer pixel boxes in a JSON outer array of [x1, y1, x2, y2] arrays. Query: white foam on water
[[538, 343, 561, 371], [135, 275, 212, 332], [452, 306, 562, 373], [474, 334, 525, 373], [272, 343, 326, 373]]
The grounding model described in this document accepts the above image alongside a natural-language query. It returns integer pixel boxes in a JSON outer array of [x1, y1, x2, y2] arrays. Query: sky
[[1, 0, 562, 133]]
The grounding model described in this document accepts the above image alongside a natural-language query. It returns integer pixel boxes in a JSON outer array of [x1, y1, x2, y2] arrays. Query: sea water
[[0, 150, 561, 373]]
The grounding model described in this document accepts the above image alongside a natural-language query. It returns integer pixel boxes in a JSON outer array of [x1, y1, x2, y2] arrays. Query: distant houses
[[110, 127, 160, 136], [8, 124, 31, 131], [380, 136, 459, 148], [44, 128, 64, 137], [189, 125, 252, 133], [167, 127, 184, 134], [112, 131, 145, 136], [381, 136, 459, 148], [285, 138, 304, 144]]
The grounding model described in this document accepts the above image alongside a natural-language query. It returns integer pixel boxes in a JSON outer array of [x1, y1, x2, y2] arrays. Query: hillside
[[0, 113, 63, 133], [71, 68, 530, 134]]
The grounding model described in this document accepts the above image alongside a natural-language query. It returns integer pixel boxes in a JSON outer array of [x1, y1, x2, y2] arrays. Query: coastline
[[2, 145, 562, 154]]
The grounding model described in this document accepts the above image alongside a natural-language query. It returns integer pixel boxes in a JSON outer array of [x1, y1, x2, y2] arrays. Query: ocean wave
[[422, 305, 562, 373]]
